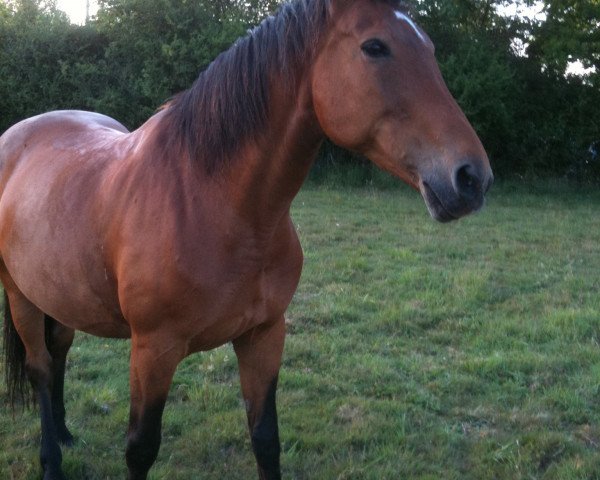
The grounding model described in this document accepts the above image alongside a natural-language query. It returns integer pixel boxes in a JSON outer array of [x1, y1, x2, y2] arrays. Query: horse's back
[[0, 110, 128, 182], [1, 110, 128, 141]]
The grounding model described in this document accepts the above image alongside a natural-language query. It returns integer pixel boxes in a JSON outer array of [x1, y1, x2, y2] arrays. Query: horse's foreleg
[[126, 333, 184, 480], [46, 317, 75, 446], [233, 317, 285, 480]]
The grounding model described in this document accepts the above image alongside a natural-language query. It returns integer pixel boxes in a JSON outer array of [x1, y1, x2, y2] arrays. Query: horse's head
[[311, 0, 493, 222]]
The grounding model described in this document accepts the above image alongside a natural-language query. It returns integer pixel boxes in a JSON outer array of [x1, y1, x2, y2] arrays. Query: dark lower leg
[[50, 356, 73, 445], [4, 291, 65, 480], [29, 368, 65, 480], [46, 318, 75, 446], [125, 335, 183, 480], [233, 318, 285, 480], [250, 378, 281, 480], [126, 401, 166, 480]]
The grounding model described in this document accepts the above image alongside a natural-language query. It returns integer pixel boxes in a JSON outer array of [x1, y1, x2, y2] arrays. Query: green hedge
[[1, 0, 598, 180]]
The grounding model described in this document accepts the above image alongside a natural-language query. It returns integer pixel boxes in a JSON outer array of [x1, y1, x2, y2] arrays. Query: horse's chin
[[419, 180, 484, 223], [420, 182, 459, 223]]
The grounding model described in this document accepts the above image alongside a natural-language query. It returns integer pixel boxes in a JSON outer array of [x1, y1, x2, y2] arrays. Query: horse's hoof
[[43, 470, 66, 480]]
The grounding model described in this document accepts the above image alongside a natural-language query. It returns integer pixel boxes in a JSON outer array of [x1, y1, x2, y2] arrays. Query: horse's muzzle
[[420, 161, 493, 222]]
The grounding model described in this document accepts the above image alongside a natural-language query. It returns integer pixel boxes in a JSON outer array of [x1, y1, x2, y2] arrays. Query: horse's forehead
[[337, 4, 427, 46], [393, 11, 426, 43]]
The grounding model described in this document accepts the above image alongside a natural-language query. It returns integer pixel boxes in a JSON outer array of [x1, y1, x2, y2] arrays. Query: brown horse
[[0, 1, 492, 479]]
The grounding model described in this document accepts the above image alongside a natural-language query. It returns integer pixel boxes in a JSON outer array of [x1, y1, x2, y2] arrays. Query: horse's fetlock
[[126, 431, 162, 475], [252, 427, 280, 469]]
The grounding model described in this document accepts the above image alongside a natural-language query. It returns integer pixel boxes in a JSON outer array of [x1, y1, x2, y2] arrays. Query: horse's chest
[[186, 248, 302, 351], [119, 214, 303, 349], [157, 226, 302, 350]]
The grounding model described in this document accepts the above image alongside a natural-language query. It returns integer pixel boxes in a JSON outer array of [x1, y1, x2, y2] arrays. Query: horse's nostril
[[455, 164, 480, 199]]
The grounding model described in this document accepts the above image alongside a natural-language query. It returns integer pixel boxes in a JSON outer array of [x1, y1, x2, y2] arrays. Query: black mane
[[163, 0, 408, 174]]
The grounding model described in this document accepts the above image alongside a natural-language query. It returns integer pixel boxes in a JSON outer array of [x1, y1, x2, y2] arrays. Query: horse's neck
[[220, 78, 324, 224]]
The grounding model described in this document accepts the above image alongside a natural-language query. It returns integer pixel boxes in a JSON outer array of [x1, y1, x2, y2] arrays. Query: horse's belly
[[3, 250, 129, 338]]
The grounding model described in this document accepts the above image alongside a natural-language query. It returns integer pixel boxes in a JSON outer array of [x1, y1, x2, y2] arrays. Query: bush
[[1, 0, 598, 181]]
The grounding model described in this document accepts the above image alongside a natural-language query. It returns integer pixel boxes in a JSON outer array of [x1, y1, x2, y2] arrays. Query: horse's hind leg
[[3, 290, 66, 480], [45, 316, 75, 445]]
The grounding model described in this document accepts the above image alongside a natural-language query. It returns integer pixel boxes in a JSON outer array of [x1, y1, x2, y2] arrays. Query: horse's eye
[[361, 39, 391, 58]]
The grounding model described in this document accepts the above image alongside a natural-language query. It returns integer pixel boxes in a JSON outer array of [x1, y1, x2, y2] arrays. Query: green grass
[[2, 180, 600, 479]]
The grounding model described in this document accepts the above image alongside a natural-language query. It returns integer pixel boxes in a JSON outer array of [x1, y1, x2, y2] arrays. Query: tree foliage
[[0, 0, 598, 178], [415, 0, 600, 178], [531, 0, 600, 78]]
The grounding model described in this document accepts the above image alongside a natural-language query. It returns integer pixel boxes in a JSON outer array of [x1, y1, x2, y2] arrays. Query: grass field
[[2, 180, 600, 479]]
